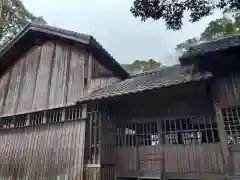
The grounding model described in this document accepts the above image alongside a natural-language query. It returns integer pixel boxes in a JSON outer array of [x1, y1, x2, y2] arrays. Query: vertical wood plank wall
[[112, 85, 225, 179], [88, 54, 119, 94], [101, 107, 116, 180], [213, 72, 240, 176], [0, 40, 120, 117], [214, 73, 240, 107], [0, 105, 86, 180], [84, 105, 116, 180], [115, 126, 224, 178], [84, 104, 101, 180], [32, 42, 55, 110]]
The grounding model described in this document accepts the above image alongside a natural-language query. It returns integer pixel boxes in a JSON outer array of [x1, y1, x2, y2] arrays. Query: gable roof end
[[0, 23, 128, 78]]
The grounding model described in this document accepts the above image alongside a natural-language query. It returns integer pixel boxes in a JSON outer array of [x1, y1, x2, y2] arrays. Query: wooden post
[[158, 120, 167, 180], [82, 104, 87, 119], [215, 105, 231, 176], [11, 116, 16, 128], [61, 108, 65, 121], [25, 114, 30, 126], [0, 117, 2, 128]]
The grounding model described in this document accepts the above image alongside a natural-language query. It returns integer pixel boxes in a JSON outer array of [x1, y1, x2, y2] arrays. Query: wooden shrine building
[[0, 23, 240, 180]]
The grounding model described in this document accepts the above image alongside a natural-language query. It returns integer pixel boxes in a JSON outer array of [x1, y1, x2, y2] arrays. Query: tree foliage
[[130, 0, 240, 31], [176, 16, 240, 51], [176, 38, 199, 52], [0, 0, 44, 48], [200, 16, 240, 41], [122, 59, 161, 74]]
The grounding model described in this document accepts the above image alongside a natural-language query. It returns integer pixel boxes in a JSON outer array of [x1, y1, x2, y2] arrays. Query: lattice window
[[46, 108, 63, 123], [65, 106, 82, 121], [1, 116, 13, 128], [29, 112, 45, 125], [86, 109, 101, 164], [0, 115, 28, 128], [0, 105, 85, 129], [222, 107, 240, 144], [116, 123, 158, 147], [116, 116, 219, 147], [161, 116, 219, 144], [14, 114, 28, 127]]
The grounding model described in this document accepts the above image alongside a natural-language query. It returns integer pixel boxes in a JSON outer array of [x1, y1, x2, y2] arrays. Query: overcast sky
[[22, 0, 222, 65]]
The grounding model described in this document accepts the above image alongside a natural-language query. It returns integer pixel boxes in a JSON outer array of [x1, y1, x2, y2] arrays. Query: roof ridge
[[29, 22, 92, 40], [130, 64, 181, 77]]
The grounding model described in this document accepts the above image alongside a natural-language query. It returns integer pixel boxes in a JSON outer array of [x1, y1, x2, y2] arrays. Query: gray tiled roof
[[79, 64, 212, 102], [180, 35, 240, 60]]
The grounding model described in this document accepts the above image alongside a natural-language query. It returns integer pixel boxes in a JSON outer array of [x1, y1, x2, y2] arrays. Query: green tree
[[130, 0, 240, 31], [176, 16, 240, 51], [176, 38, 199, 52], [200, 16, 240, 41], [122, 59, 161, 73], [0, 0, 43, 48]]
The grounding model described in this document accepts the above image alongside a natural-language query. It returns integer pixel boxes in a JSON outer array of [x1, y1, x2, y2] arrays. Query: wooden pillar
[[84, 104, 117, 180], [215, 105, 231, 176], [84, 103, 101, 180], [82, 104, 87, 119], [100, 106, 117, 180], [157, 120, 167, 180]]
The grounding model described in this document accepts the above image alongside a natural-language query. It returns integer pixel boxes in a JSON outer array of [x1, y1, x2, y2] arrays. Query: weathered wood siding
[[112, 82, 224, 179], [118, 82, 213, 118], [91, 54, 112, 78], [164, 144, 223, 173], [32, 42, 55, 110], [115, 144, 223, 177], [229, 146, 240, 176], [214, 73, 240, 107], [67, 46, 85, 103], [84, 167, 101, 180], [88, 54, 119, 93], [84, 105, 101, 180], [3, 54, 26, 115], [48, 43, 70, 108], [84, 105, 117, 180], [101, 108, 116, 180], [0, 41, 120, 116], [0, 118, 86, 180], [0, 72, 11, 114], [213, 73, 240, 176], [17, 46, 42, 113]]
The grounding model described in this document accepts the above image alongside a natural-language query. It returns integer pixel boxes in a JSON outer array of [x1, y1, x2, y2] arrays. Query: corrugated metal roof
[[79, 64, 212, 102]]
